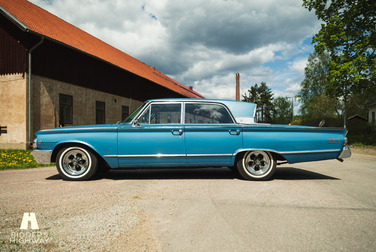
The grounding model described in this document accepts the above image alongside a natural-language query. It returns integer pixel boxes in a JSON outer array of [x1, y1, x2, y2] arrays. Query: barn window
[[59, 94, 73, 125], [96, 101, 105, 124]]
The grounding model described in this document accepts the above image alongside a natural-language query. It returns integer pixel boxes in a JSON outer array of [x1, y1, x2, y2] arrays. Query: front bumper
[[338, 146, 351, 159], [31, 150, 53, 164]]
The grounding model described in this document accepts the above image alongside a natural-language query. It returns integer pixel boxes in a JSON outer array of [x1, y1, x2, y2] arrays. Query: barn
[[0, 0, 204, 149]]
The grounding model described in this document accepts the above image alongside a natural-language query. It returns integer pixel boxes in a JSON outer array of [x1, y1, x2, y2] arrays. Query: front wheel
[[56, 146, 98, 181], [236, 151, 276, 181]]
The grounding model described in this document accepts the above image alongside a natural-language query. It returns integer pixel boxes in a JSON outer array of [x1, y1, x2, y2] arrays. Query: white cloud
[[30, 0, 320, 103]]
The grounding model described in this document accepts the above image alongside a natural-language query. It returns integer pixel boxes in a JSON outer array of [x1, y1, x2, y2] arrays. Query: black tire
[[56, 146, 98, 181], [236, 150, 276, 181]]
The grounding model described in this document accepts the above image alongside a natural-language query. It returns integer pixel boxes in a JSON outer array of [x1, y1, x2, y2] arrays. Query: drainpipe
[[28, 37, 44, 144]]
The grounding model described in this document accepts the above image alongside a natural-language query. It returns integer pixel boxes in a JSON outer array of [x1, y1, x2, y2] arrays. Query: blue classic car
[[32, 99, 351, 181]]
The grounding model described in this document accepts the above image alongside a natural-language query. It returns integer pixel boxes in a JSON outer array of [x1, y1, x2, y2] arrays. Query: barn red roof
[[0, 0, 204, 98]]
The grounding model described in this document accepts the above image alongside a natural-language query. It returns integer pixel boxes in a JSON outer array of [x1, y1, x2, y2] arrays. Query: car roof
[[146, 98, 256, 118]]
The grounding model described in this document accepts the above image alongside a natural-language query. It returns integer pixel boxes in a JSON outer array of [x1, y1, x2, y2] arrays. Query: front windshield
[[123, 103, 147, 123]]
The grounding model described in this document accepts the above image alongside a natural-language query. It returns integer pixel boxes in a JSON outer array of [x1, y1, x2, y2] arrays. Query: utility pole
[[290, 97, 294, 123], [236, 72, 240, 101]]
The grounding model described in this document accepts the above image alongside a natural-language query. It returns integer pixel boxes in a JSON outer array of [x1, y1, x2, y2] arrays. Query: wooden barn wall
[[0, 14, 27, 75], [31, 39, 183, 101], [0, 13, 184, 101]]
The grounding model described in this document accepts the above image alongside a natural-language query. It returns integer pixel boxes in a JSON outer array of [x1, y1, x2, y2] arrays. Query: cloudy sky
[[30, 0, 322, 112]]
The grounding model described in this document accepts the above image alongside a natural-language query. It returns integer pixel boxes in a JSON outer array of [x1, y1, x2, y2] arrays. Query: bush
[[347, 133, 376, 146], [347, 120, 375, 135], [294, 117, 343, 127]]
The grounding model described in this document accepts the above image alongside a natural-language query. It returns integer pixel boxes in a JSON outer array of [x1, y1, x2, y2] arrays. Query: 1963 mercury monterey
[[32, 99, 351, 181]]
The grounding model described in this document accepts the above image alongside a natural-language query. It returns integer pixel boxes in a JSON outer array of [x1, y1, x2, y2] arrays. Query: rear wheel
[[236, 150, 276, 181], [56, 146, 98, 181]]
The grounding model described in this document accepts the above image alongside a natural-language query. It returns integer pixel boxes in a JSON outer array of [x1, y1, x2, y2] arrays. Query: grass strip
[[0, 149, 54, 170]]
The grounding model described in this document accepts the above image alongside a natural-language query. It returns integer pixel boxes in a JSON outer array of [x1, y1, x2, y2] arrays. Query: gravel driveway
[[1, 153, 376, 251]]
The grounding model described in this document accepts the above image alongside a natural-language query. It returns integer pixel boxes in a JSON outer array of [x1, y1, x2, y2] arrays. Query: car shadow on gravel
[[93, 167, 242, 180], [273, 167, 339, 180], [45, 167, 338, 181]]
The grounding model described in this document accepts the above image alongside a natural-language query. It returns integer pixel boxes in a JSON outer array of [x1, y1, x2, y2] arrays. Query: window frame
[[96, 101, 106, 124], [132, 101, 236, 125], [122, 106, 130, 122], [59, 93, 73, 124]]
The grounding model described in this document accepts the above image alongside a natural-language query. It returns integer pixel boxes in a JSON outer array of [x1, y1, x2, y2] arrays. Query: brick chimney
[[189, 86, 193, 90], [236, 72, 240, 101]]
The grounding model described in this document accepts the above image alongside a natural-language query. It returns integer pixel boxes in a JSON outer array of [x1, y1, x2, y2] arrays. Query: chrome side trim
[[105, 149, 341, 159], [280, 149, 339, 154], [116, 154, 186, 158], [39, 127, 117, 132], [104, 154, 233, 158], [31, 150, 52, 164], [187, 154, 233, 157], [233, 148, 340, 156]]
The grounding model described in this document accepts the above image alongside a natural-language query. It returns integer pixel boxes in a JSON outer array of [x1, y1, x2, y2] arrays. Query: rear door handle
[[172, 129, 183, 135], [229, 129, 240, 135]]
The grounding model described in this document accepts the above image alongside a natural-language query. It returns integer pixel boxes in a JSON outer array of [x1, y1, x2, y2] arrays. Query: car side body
[[32, 98, 351, 181]]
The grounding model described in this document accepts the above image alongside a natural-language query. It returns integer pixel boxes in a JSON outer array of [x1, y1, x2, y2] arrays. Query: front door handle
[[229, 129, 240, 135], [172, 129, 183, 135]]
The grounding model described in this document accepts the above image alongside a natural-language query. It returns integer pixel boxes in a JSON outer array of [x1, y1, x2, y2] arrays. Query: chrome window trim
[[118, 126, 184, 130], [134, 102, 184, 125], [131, 100, 237, 126], [129, 101, 151, 125], [184, 125, 241, 129]]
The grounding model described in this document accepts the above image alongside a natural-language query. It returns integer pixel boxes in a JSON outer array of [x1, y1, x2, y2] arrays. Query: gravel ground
[[1, 150, 375, 251], [0, 169, 161, 251], [350, 146, 376, 156]]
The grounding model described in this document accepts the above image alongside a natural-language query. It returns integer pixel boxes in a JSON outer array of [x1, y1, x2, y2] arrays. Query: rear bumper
[[31, 150, 52, 164], [338, 146, 351, 159]]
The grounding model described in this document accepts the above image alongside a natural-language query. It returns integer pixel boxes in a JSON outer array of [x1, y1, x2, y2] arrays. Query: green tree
[[242, 82, 274, 123], [303, 0, 376, 98], [273, 97, 293, 124], [296, 49, 342, 118]]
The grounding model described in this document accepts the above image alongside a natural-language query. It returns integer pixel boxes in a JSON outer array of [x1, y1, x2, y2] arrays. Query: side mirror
[[319, 119, 325, 127], [132, 119, 140, 127]]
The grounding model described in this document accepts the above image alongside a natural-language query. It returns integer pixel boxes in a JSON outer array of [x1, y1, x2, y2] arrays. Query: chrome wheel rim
[[61, 149, 89, 176], [244, 151, 271, 176]]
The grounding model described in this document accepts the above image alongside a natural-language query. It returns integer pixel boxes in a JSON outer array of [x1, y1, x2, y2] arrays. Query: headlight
[[33, 138, 37, 149], [344, 137, 347, 145]]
